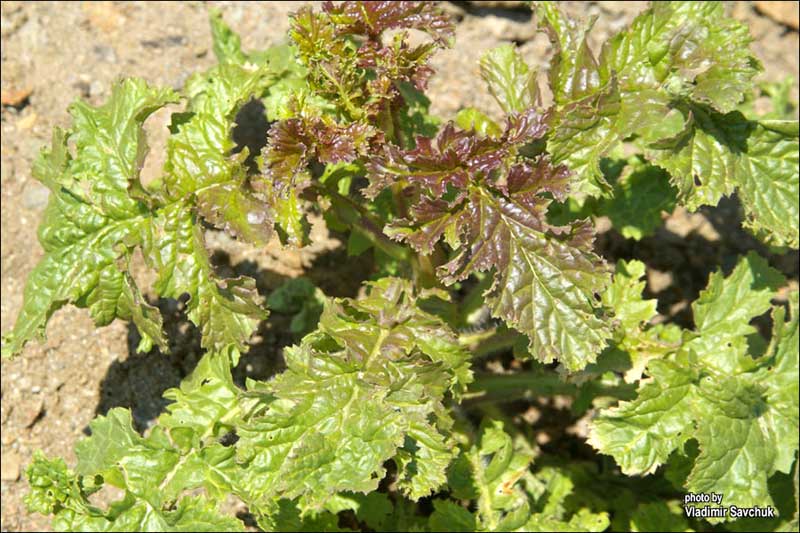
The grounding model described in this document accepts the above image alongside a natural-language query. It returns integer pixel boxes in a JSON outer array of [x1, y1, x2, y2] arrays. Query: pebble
[[22, 181, 50, 211], [755, 1, 800, 30], [20, 397, 44, 428], [0, 452, 21, 481], [89, 80, 105, 98], [93, 44, 117, 63], [17, 112, 38, 132]]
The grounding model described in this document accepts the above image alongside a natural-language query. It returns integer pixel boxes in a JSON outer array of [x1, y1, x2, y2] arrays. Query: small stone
[[20, 397, 44, 428], [16, 111, 37, 130], [22, 181, 50, 211], [89, 80, 105, 98], [1, 86, 32, 107], [93, 44, 118, 63], [0, 452, 21, 481], [755, 1, 800, 30], [82, 1, 125, 34]]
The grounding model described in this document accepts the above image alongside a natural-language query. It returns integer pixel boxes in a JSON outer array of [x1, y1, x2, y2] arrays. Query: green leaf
[[164, 63, 270, 199], [267, 277, 325, 337], [535, 0, 790, 231], [629, 501, 691, 532], [603, 259, 658, 332], [210, 9, 248, 65], [142, 202, 267, 356], [687, 252, 786, 373], [590, 255, 797, 519], [596, 157, 677, 240], [26, 350, 252, 531], [455, 108, 502, 138], [196, 182, 274, 245], [260, 499, 350, 532], [373, 117, 612, 372], [66, 79, 179, 217], [2, 21, 298, 358], [434, 422, 610, 532], [429, 500, 478, 532], [236, 278, 470, 511], [480, 44, 539, 114], [2, 80, 176, 358], [601, 259, 680, 382], [159, 350, 244, 449], [645, 109, 799, 248], [468, 420, 535, 531], [545, 83, 619, 197], [536, 2, 601, 107], [26, 447, 244, 532]]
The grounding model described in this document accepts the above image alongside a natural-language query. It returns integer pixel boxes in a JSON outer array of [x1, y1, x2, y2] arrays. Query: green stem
[[464, 371, 635, 406], [459, 327, 520, 359], [314, 184, 410, 262]]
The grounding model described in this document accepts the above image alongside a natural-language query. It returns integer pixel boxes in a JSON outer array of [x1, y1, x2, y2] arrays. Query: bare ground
[[1, 2, 798, 530]]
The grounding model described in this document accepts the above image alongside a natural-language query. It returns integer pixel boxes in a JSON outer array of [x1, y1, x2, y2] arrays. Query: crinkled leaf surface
[[258, 1, 452, 243], [530, 2, 798, 247], [601, 259, 681, 382], [1, 80, 176, 358], [428, 422, 609, 532], [2, 13, 286, 359], [645, 112, 799, 248], [236, 278, 471, 511], [590, 253, 797, 517], [370, 114, 611, 371], [26, 352, 247, 531], [26, 452, 243, 532], [480, 44, 539, 114]]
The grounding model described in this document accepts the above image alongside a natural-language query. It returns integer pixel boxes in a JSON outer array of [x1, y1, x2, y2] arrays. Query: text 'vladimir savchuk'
[[683, 493, 777, 519]]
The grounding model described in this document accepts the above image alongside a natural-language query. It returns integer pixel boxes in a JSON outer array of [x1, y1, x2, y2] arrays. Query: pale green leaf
[[596, 157, 677, 240], [603, 259, 658, 332], [479, 44, 539, 114], [687, 251, 785, 374], [164, 63, 270, 199], [210, 9, 248, 65], [645, 109, 799, 248], [602, 259, 681, 382], [590, 256, 798, 519], [236, 278, 469, 511], [142, 202, 267, 356], [455, 108, 502, 138], [429, 500, 477, 532], [1, 80, 175, 358], [536, 0, 773, 215]]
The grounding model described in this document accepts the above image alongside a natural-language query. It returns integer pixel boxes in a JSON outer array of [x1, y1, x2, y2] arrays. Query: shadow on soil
[[92, 243, 373, 433]]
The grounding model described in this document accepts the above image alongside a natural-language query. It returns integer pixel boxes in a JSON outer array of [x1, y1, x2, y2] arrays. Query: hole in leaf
[[140, 103, 183, 189]]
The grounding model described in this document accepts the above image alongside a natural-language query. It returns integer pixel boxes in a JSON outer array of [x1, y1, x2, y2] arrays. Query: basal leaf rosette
[[368, 110, 612, 372]]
